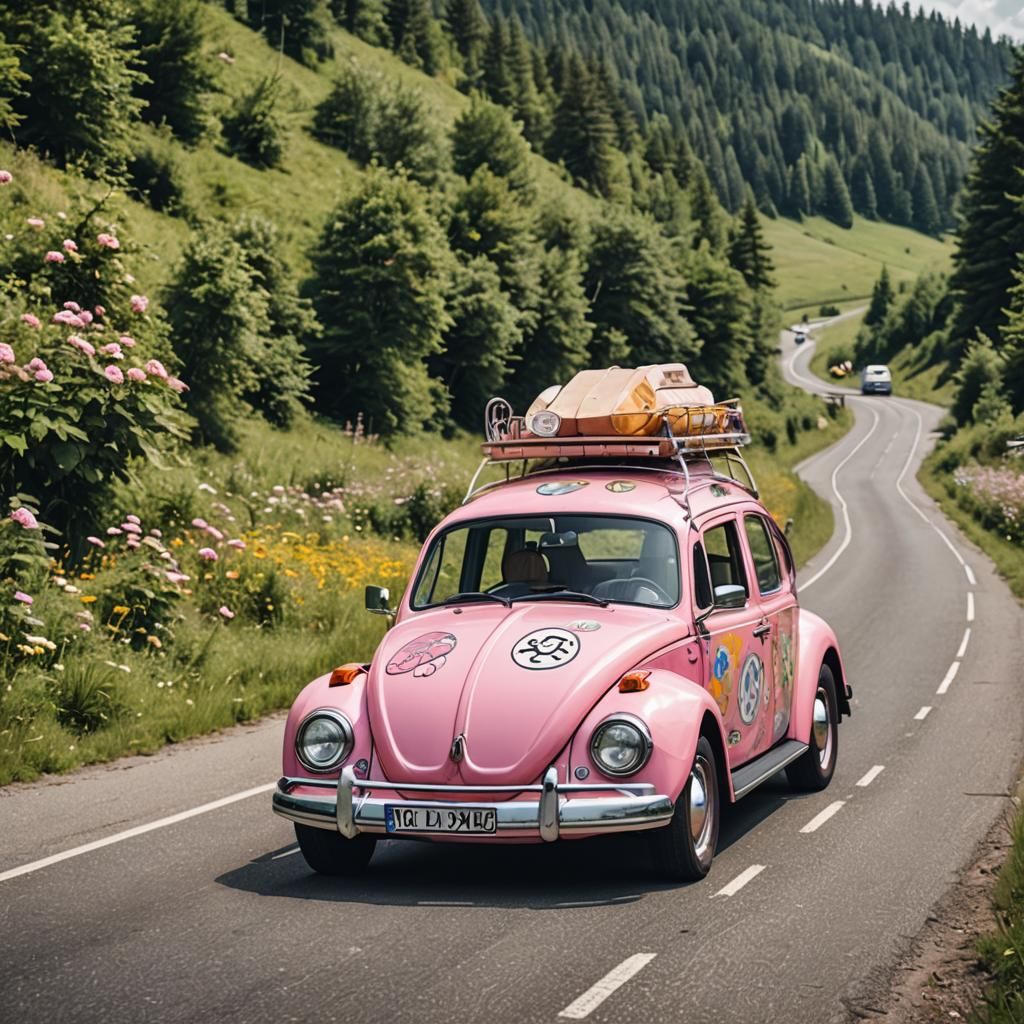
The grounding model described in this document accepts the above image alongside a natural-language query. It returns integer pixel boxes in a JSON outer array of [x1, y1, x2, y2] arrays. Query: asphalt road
[[2, 331, 1023, 1024]]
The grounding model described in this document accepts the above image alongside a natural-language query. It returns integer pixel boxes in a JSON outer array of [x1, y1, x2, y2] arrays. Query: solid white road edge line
[[800, 801, 845, 834], [558, 954, 658, 1020], [0, 781, 276, 884], [957, 627, 971, 659], [937, 661, 960, 696], [856, 765, 885, 787], [799, 405, 882, 591], [915, 706, 933, 720], [967, 592, 975, 622], [713, 863, 766, 898]]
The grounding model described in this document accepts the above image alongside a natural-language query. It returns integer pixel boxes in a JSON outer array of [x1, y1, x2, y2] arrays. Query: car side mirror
[[713, 583, 746, 609], [365, 585, 392, 616]]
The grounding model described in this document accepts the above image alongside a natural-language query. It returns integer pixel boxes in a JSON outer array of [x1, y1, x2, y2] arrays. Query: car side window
[[701, 521, 748, 597], [692, 541, 713, 611], [744, 515, 782, 594]]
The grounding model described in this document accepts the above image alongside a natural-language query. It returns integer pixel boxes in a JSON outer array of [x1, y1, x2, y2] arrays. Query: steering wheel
[[627, 577, 674, 604]]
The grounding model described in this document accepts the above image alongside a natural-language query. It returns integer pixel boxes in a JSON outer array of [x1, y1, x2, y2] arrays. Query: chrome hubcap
[[813, 690, 833, 769], [689, 756, 715, 862]]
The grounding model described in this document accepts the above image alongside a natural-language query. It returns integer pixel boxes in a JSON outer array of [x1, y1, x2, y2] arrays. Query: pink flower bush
[[127, 367, 146, 382], [10, 508, 38, 529], [104, 365, 124, 384], [99, 343, 123, 359], [20, 314, 41, 329], [145, 359, 167, 379], [44, 251, 65, 264], [198, 547, 218, 561], [97, 233, 120, 250], [0, 170, 11, 185], [79, 309, 93, 325], [53, 310, 84, 327], [130, 294, 149, 313], [63, 301, 81, 312], [119, 334, 136, 348], [0, 343, 14, 364], [62, 239, 78, 252], [34, 368, 54, 383], [27, 357, 47, 372], [218, 606, 236, 620], [68, 335, 96, 357], [26, 217, 44, 230], [954, 464, 1024, 542]]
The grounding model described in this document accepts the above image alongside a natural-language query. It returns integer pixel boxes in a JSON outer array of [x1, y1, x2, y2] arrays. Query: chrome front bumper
[[272, 766, 674, 842]]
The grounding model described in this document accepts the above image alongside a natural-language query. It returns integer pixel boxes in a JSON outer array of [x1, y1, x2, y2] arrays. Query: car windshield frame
[[409, 511, 683, 612]]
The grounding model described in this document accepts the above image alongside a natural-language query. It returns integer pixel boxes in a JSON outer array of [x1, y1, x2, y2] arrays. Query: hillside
[[483, 0, 1012, 228]]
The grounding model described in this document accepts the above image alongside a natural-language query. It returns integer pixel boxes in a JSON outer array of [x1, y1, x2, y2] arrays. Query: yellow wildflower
[[80, 595, 97, 604]]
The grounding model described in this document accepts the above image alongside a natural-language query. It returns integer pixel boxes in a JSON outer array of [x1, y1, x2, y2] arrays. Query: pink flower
[[126, 537, 140, 549], [62, 239, 78, 252], [27, 357, 47, 372], [34, 368, 54, 383], [13, 591, 32, 604], [106, 527, 122, 536], [165, 570, 190, 584], [130, 294, 149, 313], [119, 334, 136, 348], [86, 536, 105, 548], [68, 335, 96, 357], [150, 528, 162, 538], [0, 170, 11, 185], [191, 518, 208, 529], [10, 508, 38, 529], [53, 310, 84, 327], [94, 305, 106, 317], [121, 522, 142, 535], [126, 514, 141, 525], [99, 343, 123, 359], [78, 622, 91, 632], [218, 605, 235, 620], [104, 365, 124, 384], [79, 309, 93, 324], [63, 302, 81, 312], [127, 367, 146, 382], [45, 251, 65, 264], [20, 314, 41, 329], [26, 217, 44, 230], [97, 233, 120, 250], [166, 376, 188, 393], [205, 525, 225, 541], [0, 343, 14, 364], [198, 547, 218, 561], [227, 538, 246, 550], [145, 359, 167, 379]]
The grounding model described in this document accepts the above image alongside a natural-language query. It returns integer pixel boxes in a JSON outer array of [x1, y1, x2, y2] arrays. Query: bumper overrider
[[272, 766, 674, 842]]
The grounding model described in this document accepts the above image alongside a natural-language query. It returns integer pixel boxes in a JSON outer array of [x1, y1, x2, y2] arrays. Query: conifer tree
[[689, 164, 728, 252], [786, 156, 812, 219], [451, 94, 533, 195], [249, 0, 333, 64], [729, 195, 776, 291], [386, 0, 443, 74], [336, 0, 389, 45], [911, 164, 941, 235], [850, 156, 878, 219], [821, 155, 854, 228], [446, 0, 487, 84], [864, 266, 894, 327]]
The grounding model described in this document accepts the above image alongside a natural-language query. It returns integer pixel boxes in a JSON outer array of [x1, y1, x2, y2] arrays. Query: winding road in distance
[[2, 329, 1022, 1024]]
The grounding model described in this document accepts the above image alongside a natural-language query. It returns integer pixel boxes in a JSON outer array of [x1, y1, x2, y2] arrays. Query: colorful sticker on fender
[[386, 632, 457, 677], [738, 653, 764, 725], [512, 628, 580, 670], [710, 632, 742, 715], [536, 480, 588, 496]]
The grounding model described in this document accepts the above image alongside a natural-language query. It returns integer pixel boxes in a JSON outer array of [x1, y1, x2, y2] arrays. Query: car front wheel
[[786, 664, 838, 791], [295, 824, 376, 875], [649, 736, 720, 882]]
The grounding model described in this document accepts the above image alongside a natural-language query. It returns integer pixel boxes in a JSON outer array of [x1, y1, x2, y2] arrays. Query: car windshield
[[411, 514, 680, 610]]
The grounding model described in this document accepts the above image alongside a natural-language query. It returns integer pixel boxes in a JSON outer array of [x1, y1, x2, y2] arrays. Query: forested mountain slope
[[481, 0, 1013, 230]]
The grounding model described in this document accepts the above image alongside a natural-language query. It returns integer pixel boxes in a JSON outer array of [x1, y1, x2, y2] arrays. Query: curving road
[[2, 330, 1023, 1024]]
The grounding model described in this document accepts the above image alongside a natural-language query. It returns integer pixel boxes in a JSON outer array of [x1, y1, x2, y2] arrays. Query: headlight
[[528, 410, 561, 437], [590, 715, 652, 776], [296, 710, 353, 773]]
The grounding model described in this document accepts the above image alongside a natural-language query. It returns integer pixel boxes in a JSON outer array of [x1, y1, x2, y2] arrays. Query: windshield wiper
[[513, 590, 609, 607], [440, 591, 512, 608]]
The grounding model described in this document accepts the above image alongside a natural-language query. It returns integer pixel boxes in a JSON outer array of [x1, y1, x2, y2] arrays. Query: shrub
[[819, 303, 840, 316], [50, 663, 125, 735], [222, 74, 286, 168], [127, 136, 190, 214]]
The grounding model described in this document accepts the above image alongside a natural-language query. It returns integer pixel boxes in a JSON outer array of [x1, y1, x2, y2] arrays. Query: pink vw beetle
[[273, 366, 851, 881]]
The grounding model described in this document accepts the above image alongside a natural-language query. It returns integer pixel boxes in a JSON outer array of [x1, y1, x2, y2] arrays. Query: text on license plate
[[385, 805, 497, 834]]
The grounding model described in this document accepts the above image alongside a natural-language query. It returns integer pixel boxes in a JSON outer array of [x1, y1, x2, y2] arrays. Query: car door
[[691, 515, 773, 767], [742, 512, 798, 746]]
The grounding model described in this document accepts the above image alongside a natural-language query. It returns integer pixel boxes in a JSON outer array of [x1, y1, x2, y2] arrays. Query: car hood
[[366, 601, 682, 787]]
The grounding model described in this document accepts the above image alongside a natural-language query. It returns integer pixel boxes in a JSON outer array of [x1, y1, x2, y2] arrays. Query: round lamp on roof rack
[[529, 410, 561, 437]]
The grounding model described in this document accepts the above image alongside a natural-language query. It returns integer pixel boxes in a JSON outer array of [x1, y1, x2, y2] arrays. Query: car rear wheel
[[295, 824, 376, 875], [649, 736, 719, 882], [786, 664, 838, 792]]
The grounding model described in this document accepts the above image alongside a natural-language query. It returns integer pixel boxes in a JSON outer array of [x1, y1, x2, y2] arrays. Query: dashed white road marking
[[558, 954, 657, 1020], [856, 766, 885, 787], [965, 564, 977, 586], [713, 864, 766, 897], [271, 846, 301, 860], [937, 661, 960, 696], [0, 782, 276, 884], [967, 592, 975, 622], [957, 627, 971, 659], [800, 801, 846, 834], [915, 706, 933, 721]]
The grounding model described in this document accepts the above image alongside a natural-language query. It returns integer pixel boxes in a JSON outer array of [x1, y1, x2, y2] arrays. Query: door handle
[[753, 621, 771, 640]]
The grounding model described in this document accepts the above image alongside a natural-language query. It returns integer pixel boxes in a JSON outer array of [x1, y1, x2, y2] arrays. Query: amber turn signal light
[[618, 670, 651, 693], [329, 663, 366, 687]]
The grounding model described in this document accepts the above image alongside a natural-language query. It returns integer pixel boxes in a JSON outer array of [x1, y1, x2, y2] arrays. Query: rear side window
[[744, 515, 782, 594], [701, 521, 748, 596]]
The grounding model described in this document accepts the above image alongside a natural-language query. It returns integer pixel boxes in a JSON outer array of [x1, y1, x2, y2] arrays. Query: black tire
[[295, 824, 376, 876], [649, 736, 720, 882], [786, 664, 838, 792]]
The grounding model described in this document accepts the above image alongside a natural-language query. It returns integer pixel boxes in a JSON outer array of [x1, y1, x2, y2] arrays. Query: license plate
[[385, 804, 497, 835]]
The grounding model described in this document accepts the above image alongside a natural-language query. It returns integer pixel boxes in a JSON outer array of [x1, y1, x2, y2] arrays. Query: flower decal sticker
[[512, 628, 581, 670], [386, 632, 457, 677]]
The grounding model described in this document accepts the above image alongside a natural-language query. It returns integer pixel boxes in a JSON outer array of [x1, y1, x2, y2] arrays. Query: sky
[[918, 0, 1024, 39]]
